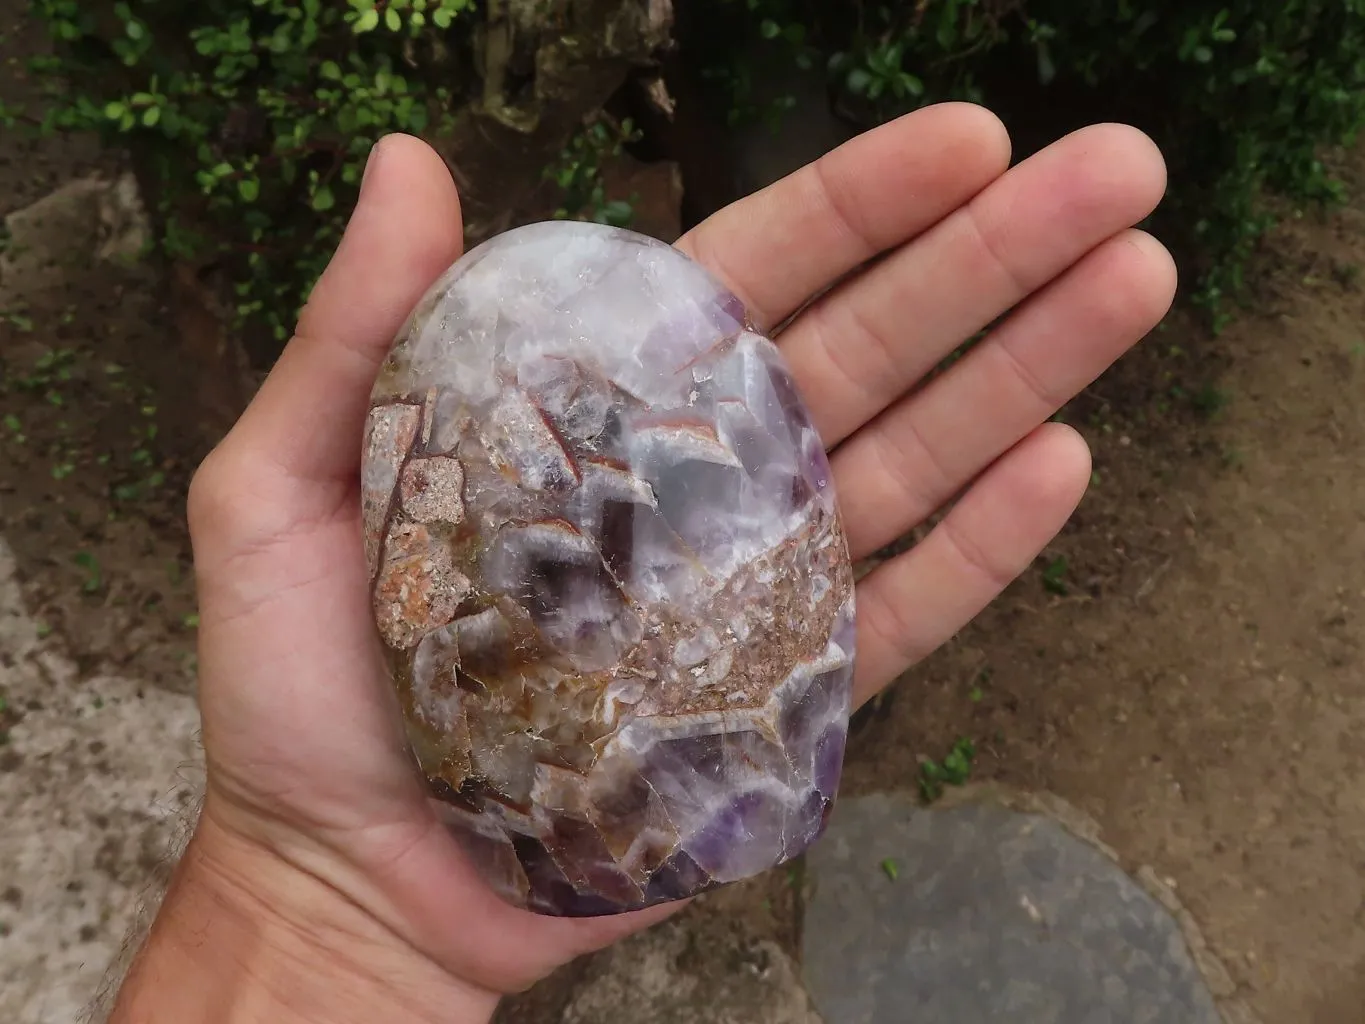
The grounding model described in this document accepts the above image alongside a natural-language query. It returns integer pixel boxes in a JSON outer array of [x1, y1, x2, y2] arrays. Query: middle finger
[[781, 122, 1169, 447]]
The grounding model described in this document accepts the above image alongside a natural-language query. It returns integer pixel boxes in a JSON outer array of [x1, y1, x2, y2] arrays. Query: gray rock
[[0, 538, 202, 1024], [563, 915, 821, 1024], [803, 793, 1223, 1024], [0, 173, 149, 302]]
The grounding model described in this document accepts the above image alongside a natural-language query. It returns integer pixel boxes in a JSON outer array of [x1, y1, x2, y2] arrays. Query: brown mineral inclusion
[[363, 221, 855, 916]]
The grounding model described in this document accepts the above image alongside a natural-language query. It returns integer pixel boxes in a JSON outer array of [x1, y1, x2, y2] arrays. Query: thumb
[[195, 134, 464, 547]]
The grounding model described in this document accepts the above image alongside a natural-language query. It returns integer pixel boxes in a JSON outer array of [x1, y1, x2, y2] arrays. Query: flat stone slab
[[803, 793, 1222, 1024], [0, 539, 202, 1024]]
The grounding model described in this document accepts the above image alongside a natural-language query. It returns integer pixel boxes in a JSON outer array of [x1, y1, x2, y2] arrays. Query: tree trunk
[[440, 0, 675, 246]]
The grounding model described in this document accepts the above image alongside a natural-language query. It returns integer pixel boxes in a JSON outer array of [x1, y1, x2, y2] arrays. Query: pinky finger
[[851, 422, 1092, 706]]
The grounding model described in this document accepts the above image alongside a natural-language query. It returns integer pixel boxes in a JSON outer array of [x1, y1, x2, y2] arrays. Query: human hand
[[111, 104, 1173, 1022]]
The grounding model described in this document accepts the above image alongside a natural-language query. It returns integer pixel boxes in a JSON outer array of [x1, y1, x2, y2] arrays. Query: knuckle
[[187, 444, 252, 542], [862, 585, 929, 668], [941, 515, 1015, 591]]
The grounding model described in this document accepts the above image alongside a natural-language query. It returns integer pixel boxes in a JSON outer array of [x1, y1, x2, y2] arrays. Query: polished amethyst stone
[[364, 221, 855, 917]]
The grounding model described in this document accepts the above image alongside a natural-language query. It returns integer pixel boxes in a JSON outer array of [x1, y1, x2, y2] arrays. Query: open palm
[[184, 104, 1173, 1002]]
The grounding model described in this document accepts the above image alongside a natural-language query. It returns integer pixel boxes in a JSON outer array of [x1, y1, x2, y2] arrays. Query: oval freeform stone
[[364, 221, 855, 916]]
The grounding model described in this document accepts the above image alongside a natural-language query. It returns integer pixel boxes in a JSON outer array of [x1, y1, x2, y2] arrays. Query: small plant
[[968, 665, 992, 704], [547, 115, 642, 227], [113, 400, 166, 502], [73, 551, 103, 595], [692, 0, 1365, 326], [0, 689, 12, 746], [693, 0, 817, 131], [12, 348, 76, 394], [1190, 384, 1230, 418], [32, 0, 476, 345], [919, 737, 976, 802], [2, 311, 34, 333], [1041, 555, 1069, 596], [829, 39, 925, 112]]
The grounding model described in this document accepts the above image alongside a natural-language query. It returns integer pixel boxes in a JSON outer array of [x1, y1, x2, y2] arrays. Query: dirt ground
[[2, 4, 1364, 1021], [0, 11, 199, 697]]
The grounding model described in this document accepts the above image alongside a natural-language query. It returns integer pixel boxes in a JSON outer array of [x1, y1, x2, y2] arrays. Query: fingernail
[[361, 138, 386, 194]]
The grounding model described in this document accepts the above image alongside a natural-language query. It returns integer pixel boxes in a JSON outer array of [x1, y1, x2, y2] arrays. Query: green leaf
[[320, 60, 342, 80], [104, 101, 127, 119], [759, 18, 780, 40], [238, 178, 260, 202], [385, 7, 402, 31], [936, 0, 958, 50], [312, 185, 336, 212], [354, 8, 380, 32], [845, 67, 872, 96], [142, 106, 161, 127], [600, 199, 635, 227], [1037, 41, 1056, 85], [1042, 555, 1068, 595], [73, 552, 102, 594], [941, 741, 975, 782], [432, 7, 454, 28]]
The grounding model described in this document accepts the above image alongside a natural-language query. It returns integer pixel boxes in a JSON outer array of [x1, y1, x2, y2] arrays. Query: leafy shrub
[[32, 0, 477, 346], [29, 0, 1365, 343], [544, 113, 643, 227], [695, 0, 1365, 328]]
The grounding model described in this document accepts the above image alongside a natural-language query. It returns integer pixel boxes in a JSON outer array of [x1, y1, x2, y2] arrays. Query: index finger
[[675, 102, 1011, 331]]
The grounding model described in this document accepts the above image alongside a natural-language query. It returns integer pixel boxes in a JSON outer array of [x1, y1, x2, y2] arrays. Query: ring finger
[[836, 227, 1177, 560]]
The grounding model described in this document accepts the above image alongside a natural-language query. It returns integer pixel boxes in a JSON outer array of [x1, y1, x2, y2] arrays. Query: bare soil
[[3, 4, 1364, 1020]]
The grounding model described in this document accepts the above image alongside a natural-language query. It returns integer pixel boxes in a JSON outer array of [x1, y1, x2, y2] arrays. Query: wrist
[[109, 806, 500, 1024]]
